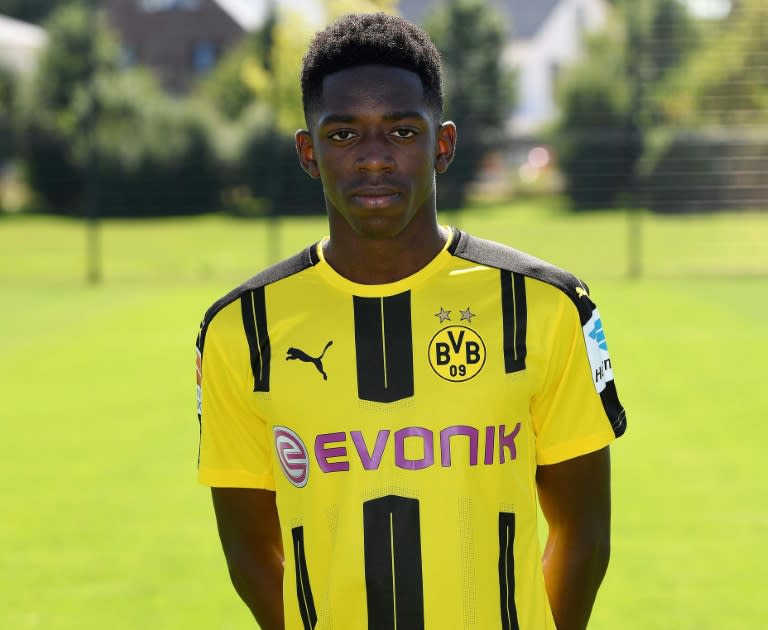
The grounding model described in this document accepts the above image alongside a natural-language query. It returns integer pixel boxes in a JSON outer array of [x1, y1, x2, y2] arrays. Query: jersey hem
[[198, 468, 276, 490], [536, 433, 614, 466]]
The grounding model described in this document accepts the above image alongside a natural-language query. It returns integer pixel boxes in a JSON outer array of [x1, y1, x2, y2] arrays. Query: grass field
[[1, 206, 767, 629]]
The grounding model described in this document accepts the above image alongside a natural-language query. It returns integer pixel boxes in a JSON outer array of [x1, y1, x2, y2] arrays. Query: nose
[[355, 134, 395, 173]]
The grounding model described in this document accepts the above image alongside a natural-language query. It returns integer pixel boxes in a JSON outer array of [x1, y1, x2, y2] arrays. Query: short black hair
[[300, 12, 444, 124]]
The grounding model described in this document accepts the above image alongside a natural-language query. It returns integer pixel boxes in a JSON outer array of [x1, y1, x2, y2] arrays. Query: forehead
[[315, 65, 430, 121]]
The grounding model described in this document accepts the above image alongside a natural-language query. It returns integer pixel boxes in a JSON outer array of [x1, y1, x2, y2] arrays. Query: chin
[[351, 216, 408, 240]]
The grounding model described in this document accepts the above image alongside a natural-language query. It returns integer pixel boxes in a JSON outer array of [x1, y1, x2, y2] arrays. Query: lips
[[350, 187, 401, 209]]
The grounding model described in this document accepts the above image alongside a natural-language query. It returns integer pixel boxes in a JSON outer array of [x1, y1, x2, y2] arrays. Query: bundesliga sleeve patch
[[582, 309, 614, 393]]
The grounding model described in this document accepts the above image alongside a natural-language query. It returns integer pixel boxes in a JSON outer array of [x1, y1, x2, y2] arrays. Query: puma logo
[[286, 341, 333, 380]]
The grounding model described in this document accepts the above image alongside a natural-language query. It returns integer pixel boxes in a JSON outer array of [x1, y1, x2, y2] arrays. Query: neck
[[323, 213, 448, 285]]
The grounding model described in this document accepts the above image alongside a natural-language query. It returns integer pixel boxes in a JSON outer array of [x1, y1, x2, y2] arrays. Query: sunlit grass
[[1, 208, 766, 629]]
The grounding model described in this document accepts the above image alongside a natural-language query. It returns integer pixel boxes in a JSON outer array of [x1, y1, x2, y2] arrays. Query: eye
[[328, 130, 356, 141], [391, 128, 417, 139]]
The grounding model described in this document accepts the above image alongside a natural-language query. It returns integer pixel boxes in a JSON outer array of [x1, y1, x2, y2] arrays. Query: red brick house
[[105, 0, 266, 92]]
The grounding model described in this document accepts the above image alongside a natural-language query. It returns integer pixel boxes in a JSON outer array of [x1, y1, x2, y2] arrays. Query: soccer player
[[195, 13, 626, 630]]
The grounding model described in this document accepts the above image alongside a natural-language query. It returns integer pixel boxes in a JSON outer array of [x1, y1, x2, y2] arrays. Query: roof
[[0, 14, 47, 72], [398, 0, 560, 40], [0, 13, 47, 47], [507, 0, 559, 39], [213, 0, 267, 31]]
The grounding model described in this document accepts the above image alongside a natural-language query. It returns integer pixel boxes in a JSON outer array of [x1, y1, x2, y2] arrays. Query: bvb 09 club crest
[[428, 326, 486, 382]]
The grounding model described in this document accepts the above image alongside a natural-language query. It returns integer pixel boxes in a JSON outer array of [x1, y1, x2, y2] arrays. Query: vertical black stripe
[[498, 512, 520, 630], [363, 495, 424, 630], [240, 287, 270, 392], [500, 270, 528, 373], [601, 380, 627, 437], [292, 526, 317, 630], [353, 292, 414, 403]]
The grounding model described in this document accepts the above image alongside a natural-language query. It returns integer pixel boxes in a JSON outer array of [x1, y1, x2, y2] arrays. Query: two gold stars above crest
[[435, 306, 476, 323]]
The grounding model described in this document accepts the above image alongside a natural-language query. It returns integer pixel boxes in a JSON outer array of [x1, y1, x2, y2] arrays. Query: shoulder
[[197, 243, 320, 350], [449, 229, 595, 322]]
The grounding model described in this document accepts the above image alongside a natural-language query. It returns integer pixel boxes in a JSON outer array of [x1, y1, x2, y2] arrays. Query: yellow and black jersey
[[195, 228, 626, 630]]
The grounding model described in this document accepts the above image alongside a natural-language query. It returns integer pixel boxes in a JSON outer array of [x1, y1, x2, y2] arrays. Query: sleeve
[[530, 291, 625, 466], [195, 302, 275, 489]]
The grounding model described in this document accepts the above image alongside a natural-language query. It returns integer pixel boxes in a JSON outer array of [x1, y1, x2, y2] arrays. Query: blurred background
[[1, 1, 766, 628]]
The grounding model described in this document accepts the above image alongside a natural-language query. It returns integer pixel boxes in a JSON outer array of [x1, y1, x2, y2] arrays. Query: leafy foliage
[[554, 35, 642, 209], [197, 0, 397, 130], [639, 0, 768, 213], [17, 3, 223, 216], [196, 9, 277, 121], [425, 0, 514, 210], [643, 130, 768, 213], [14, 3, 111, 213], [237, 108, 324, 216], [656, 0, 768, 126], [0, 0, 97, 25], [87, 72, 223, 217], [197, 0, 398, 215], [553, 0, 700, 209], [0, 64, 15, 163]]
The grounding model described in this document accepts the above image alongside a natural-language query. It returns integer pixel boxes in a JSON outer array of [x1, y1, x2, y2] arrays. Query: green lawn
[[1, 208, 767, 629]]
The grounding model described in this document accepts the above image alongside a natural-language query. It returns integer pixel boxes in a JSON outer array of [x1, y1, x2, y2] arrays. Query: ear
[[295, 129, 320, 179], [434, 121, 457, 174]]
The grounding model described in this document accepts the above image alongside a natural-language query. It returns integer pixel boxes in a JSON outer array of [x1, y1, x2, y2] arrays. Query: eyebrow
[[318, 114, 357, 126], [318, 110, 429, 127], [383, 110, 428, 122]]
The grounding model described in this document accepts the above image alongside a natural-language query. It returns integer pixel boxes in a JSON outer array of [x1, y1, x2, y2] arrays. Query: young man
[[196, 13, 626, 630]]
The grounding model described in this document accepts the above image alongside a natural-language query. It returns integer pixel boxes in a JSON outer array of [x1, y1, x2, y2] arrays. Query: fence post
[[627, 208, 642, 279], [625, 1, 645, 280], [85, 60, 101, 285]]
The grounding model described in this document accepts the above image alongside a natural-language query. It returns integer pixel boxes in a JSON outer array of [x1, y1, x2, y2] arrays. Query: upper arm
[[531, 288, 623, 466], [536, 446, 611, 536], [211, 487, 283, 561], [197, 305, 276, 489]]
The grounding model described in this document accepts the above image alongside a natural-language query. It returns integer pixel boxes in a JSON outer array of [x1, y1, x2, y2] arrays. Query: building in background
[[105, 0, 267, 92], [504, 0, 608, 135], [0, 14, 48, 74], [107, 0, 610, 126], [399, 0, 609, 137]]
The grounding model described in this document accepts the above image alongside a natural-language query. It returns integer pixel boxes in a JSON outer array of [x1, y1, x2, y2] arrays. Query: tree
[[199, 0, 399, 215], [554, 34, 641, 209], [0, 64, 15, 164], [425, 0, 513, 210], [553, 0, 700, 209], [16, 3, 119, 213], [196, 5, 278, 121], [17, 3, 223, 216], [656, 0, 768, 126], [246, 0, 398, 134], [641, 0, 768, 213], [198, 0, 397, 130], [645, 0, 700, 84], [0, 0, 98, 25], [31, 2, 119, 113]]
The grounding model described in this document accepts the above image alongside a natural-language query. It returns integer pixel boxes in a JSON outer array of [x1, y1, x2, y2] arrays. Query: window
[[193, 40, 218, 73], [138, 0, 202, 12], [575, 5, 588, 35], [550, 62, 561, 89], [119, 45, 136, 68]]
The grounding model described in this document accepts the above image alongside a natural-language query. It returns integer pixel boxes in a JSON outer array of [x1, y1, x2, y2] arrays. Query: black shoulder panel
[[451, 230, 594, 325], [196, 243, 319, 355], [451, 230, 626, 439]]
